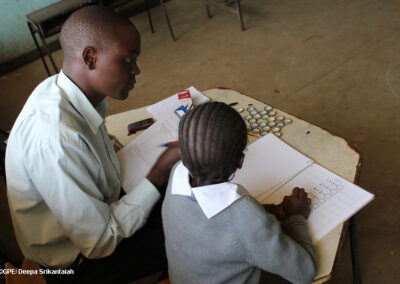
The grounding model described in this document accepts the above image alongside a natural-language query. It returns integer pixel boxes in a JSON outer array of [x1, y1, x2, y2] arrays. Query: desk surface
[[105, 88, 360, 283]]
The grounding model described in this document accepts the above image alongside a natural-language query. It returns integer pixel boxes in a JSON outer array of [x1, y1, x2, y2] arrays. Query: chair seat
[[26, 0, 99, 37]]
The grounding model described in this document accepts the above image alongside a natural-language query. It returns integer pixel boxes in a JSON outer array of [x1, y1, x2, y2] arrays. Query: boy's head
[[179, 102, 247, 186], [60, 6, 140, 102]]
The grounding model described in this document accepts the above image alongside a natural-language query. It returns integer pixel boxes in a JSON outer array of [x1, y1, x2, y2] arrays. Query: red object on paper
[[177, 90, 191, 100]]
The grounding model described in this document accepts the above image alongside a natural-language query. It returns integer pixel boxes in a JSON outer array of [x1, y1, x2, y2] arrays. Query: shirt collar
[[57, 70, 106, 134], [171, 162, 245, 219]]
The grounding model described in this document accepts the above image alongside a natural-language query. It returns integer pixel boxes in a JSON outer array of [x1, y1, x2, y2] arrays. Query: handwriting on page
[[262, 163, 371, 242]]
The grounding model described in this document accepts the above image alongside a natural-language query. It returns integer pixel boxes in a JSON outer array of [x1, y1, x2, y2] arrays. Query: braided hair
[[179, 102, 247, 186]]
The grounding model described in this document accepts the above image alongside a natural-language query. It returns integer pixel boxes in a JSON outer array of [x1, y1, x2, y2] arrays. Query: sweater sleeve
[[230, 196, 317, 284]]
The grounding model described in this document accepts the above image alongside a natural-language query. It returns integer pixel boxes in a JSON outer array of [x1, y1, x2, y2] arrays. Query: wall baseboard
[[0, 0, 166, 77]]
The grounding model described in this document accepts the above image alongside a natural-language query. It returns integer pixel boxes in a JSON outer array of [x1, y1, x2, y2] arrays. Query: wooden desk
[[106, 88, 360, 283]]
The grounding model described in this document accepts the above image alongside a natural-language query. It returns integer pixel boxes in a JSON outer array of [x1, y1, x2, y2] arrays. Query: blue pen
[[160, 141, 179, 147]]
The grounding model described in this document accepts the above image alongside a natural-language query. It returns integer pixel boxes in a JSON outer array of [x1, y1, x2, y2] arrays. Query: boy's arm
[[231, 197, 317, 284]]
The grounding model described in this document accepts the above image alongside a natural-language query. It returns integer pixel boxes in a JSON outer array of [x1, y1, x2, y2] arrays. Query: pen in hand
[[160, 141, 179, 147]]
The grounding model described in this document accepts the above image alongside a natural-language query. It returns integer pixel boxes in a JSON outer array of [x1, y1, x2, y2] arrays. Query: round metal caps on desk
[[261, 132, 268, 136], [252, 128, 260, 134], [261, 115, 269, 120], [250, 123, 259, 128], [268, 121, 276, 127], [275, 116, 284, 122], [247, 107, 255, 112], [272, 127, 280, 133], [267, 117, 275, 122], [244, 115, 252, 120], [274, 132, 282, 137], [264, 105, 273, 111], [236, 107, 244, 113], [259, 122, 267, 127], [268, 111, 277, 116], [250, 111, 258, 116], [262, 126, 271, 131], [249, 118, 257, 124], [260, 110, 267, 116], [253, 114, 261, 119], [284, 119, 292, 125], [277, 122, 285, 128]]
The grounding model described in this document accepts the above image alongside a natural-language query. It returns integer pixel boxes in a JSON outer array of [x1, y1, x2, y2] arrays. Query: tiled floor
[[1, 0, 399, 283]]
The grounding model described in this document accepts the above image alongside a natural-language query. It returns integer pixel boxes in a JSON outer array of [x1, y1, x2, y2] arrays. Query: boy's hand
[[147, 146, 181, 190], [282, 187, 311, 219]]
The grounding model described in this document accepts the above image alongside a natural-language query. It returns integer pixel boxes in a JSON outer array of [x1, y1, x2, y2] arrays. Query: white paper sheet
[[146, 86, 209, 119], [232, 134, 313, 198], [263, 163, 374, 241], [118, 112, 180, 192], [233, 134, 374, 242]]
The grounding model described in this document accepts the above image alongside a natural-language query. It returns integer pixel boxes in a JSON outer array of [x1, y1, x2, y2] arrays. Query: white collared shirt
[[6, 71, 160, 268], [171, 162, 248, 218]]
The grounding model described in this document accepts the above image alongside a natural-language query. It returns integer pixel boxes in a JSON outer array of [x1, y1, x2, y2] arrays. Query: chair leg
[[28, 23, 51, 76], [37, 32, 58, 75], [235, 0, 245, 31], [205, 2, 212, 19], [160, 0, 176, 41], [350, 216, 361, 284], [144, 0, 154, 33]]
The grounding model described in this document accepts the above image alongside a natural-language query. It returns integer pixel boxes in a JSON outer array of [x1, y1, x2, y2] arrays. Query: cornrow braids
[[179, 102, 247, 186]]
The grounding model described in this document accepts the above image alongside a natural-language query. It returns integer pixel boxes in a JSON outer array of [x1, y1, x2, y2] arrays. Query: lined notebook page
[[233, 134, 374, 242], [262, 163, 374, 241], [232, 134, 313, 198]]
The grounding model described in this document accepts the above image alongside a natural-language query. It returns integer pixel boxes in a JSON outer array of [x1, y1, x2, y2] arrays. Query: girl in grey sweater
[[162, 102, 317, 284]]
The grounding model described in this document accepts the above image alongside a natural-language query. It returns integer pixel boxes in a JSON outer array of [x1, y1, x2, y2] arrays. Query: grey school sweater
[[162, 167, 317, 284]]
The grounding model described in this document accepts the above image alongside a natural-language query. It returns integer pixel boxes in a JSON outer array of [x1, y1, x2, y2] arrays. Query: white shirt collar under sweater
[[171, 162, 246, 219]]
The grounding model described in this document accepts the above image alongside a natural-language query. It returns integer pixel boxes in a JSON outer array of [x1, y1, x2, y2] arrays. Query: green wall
[[0, 0, 59, 64]]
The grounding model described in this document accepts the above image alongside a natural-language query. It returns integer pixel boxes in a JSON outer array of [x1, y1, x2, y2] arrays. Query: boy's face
[[91, 23, 141, 100]]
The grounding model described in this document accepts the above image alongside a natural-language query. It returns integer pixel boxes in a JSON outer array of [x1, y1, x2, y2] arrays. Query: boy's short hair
[[60, 5, 135, 61], [178, 102, 247, 184]]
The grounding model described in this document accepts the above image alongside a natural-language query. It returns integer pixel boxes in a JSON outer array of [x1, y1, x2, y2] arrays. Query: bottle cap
[[259, 122, 267, 127], [261, 132, 268, 136], [268, 111, 277, 116], [272, 127, 280, 133], [261, 115, 269, 120], [264, 105, 273, 111], [253, 114, 261, 119], [236, 107, 244, 113], [247, 107, 255, 112], [267, 117, 276, 122], [250, 111, 258, 116], [251, 123, 259, 128], [277, 122, 284, 128], [274, 132, 282, 137], [244, 115, 252, 120], [252, 128, 260, 134], [284, 119, 292, 125], [263, 126, 271, 131], [275, 116, 284, 121], [249, 118, 256, 123], [260, 110, 267, 115], [268, 121, 276, 127]]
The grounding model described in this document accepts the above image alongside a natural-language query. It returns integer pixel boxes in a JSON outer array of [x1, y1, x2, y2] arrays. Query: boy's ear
[[237, 153, 245, 169], [82, 46, 96, 70]]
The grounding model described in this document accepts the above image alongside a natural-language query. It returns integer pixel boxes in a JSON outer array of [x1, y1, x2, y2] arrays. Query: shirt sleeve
[[28, 136, 160, 259], [230, 196, 317, 284]]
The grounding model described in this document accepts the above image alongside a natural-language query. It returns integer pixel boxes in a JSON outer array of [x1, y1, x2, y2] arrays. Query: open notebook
[[232, 134, 374, 242], [118, 121, 373, 242]]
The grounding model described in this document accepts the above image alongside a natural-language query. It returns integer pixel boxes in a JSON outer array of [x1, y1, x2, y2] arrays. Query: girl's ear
[[237, 153, 245, 169]]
